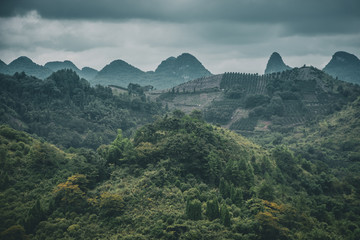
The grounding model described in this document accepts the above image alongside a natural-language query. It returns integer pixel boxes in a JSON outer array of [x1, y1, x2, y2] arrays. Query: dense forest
[[1, 110, 360, 239], [0, 70, 162, 149], [0, 69, 360, 239]]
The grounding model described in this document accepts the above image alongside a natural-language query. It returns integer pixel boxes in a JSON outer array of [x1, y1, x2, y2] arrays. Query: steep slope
[[264, 52, 292, 74], [284, 96, 360, 166], [0, 60, 10, 75], [8, 56, 53, 79], [323, 51, 360, 84], [0, 125, 108, 237], [1, 113, 360, 239]]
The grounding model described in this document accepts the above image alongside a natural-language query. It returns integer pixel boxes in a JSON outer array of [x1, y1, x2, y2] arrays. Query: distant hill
[[91, 53, 212, 89], [92, 59, 147, 87], [264, 52, 292, 74], [45, 60, 99, 81], [81, 66, 98, 80], [0, 53, 211, 89], [7, 56, 53, 79], [155, 53, 212, 82], [323, 51, 360, 84], [45, 60, 81, 73]]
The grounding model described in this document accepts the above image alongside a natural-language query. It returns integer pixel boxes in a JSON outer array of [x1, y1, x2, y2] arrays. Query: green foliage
[[0, 225, 28, 240], [244, 94, 270, 108], [53, 174, 88, 211], [0, 70, 162, 149], [186, 199, 202, 220], [257, 181, 275, 201], [99, 192, 125, 217], [105, 129, 134, 165], [24, 200, 44, 233], [206, 199, 220, 221], [220, 204, 231, 227], [204, 67, 360, 134], [1, 107, 360, 240]]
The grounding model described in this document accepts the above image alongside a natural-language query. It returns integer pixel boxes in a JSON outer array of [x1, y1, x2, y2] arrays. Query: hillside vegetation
[[0, 70, 162, 149], [1, 111, 360, 239], [156, 66, 360, 135], [282, 96, 360, 167]]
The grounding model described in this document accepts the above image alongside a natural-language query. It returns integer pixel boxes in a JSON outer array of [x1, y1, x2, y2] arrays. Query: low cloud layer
[[0, 0, 359, 73]]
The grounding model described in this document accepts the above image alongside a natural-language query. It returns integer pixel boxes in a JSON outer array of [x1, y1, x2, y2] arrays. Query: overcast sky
[[0, 0, 359, 74]]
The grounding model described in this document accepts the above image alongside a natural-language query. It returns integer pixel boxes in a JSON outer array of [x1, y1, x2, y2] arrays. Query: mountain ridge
[[8, 56, 53, 79], [0, 53, 212, 89], [92, 53, 212, 89]]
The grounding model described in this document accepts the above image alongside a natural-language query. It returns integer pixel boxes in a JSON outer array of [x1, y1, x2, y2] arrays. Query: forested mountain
[[283, 96, 360, 166], [45, 61, 99, 82], [7, 57, 53, 79], [1, 112, 360, 239], [45, 60, 81, 73], [323, 51, 360, 85], [92, 59, 146, 88], [156, 66, 360, 137], [264, 52, 292, 74], [155, 53, 211, 82], [80, 67, 99, 81], [0, 70, 162, 149], [1, 54, 360, 239]]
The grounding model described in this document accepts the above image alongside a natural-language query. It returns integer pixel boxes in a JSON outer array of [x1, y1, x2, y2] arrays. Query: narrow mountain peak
[[265, 52, 292, 74]]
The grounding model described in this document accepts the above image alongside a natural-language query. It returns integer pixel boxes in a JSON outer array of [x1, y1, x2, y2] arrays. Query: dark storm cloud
[[1, 0, 360, 35], [0, 0, 359, 74]]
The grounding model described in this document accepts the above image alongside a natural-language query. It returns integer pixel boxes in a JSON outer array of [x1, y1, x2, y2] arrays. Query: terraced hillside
[[154, 66, 360, 134]]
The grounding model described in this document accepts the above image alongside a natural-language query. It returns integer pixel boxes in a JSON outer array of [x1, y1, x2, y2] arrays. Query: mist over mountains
[[0, 53, 212, 89], [1, 50, 360, 239], [0, 51, 359, 89]]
